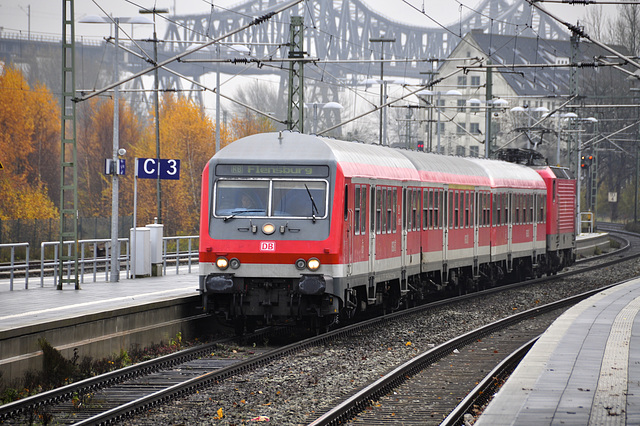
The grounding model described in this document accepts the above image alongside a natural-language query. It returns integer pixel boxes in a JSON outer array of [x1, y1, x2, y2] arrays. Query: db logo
[[260, 242, 276, 252]]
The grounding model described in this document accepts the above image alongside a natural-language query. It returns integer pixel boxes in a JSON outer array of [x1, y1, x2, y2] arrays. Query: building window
[[471, 75, 481, 87], [456, 122, 466, 134], [457, 99, 466, 113], [437, 122, 446, 134], [469, 146, 479, 157], [456, 145, 466, 156], [457, 75, 467, 87], [436, 98, 445, 107], [470, 123, 481, 134]]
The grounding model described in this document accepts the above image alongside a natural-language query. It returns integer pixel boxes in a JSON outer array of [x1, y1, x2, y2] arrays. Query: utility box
[[147, 222, 164, 276], [130, 227, 151, 278]]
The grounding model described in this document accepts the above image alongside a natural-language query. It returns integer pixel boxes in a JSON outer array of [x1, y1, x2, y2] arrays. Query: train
[[199, 131, 576, 333]]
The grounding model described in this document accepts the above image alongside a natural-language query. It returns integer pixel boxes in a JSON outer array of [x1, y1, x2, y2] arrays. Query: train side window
[[376, 188, 382, 234], [504, 194, 509, 225], [371, 187, 376, 233], [430, 190, 435, 229], [354, 186, 361, 234], [402, 189, 407, 231], [530, 194, 534, 223], [344, 185, 349, 221], [465, 191, 470, 228], [438, 190, 443, 229], [414, 189, 419, 231], [422, 189, 428, 230], [391, 188, 397, 234], [381, 189, 387, 233], [552, 181, 556, 202]]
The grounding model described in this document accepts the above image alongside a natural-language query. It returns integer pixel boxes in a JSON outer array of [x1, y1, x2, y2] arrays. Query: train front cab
[[535, 166, 576, 272], [199, 136, 344, 333]]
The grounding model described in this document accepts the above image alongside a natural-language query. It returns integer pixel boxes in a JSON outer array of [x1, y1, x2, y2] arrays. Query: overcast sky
[[0, 0, 594, 41]]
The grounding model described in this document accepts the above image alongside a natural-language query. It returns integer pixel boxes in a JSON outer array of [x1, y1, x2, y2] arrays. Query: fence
[[0, 235, 199, 291], [0, 216, 134, 259]]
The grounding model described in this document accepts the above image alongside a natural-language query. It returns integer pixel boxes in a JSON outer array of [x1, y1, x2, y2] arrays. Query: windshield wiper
[[223, 209, 264, 222], [304, 184, 319, 223]]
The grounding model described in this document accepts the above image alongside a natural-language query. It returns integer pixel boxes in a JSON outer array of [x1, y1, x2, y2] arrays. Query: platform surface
[[476, 277, 640, 425], [0, 270, 198, 334]]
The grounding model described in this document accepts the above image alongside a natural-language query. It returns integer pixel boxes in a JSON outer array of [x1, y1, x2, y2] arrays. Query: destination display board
[[216, 164, 329, 178]]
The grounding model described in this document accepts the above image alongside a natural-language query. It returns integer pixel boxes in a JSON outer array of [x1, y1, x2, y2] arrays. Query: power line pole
[[287, 16, 304, 132], [59, 0, 79, 289]]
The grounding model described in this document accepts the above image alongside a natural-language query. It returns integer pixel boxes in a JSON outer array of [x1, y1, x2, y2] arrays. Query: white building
[[417, 29, 625, 161]]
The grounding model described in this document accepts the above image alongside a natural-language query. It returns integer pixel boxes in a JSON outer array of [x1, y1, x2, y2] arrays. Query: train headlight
[[216, 257, 229, 270], [295, 258, 307, 270], [307, 257, 321, 271], [262, 223, 276, 235], [230, 258, 241, 269]]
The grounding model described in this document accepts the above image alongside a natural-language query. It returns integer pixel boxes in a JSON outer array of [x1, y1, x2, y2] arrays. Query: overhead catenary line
[[458, 61, 627, 71], [527, 0, 640, 72], [76, 0, 304, 103], [104, 35, 285, 124], [317, 59, 483, 136]]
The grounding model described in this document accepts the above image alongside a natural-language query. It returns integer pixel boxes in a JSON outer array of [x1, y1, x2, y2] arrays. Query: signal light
[[417, 141, 424, 151]]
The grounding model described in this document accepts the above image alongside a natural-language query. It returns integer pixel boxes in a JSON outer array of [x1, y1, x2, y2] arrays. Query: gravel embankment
[[128, 257, 640, 425]]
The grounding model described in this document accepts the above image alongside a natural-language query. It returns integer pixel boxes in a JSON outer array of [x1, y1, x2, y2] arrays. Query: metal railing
[[1, 235, 199, 291], [0, 243, 30, 291]]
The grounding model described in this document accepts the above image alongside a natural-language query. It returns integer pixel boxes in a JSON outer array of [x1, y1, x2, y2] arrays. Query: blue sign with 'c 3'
[[136, 158, 181, 180]]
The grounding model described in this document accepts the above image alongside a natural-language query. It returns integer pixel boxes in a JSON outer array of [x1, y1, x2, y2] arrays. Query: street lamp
[[369, 37, 395, 145], [79, 15, 152, 282], [304, 101, 344, 134]]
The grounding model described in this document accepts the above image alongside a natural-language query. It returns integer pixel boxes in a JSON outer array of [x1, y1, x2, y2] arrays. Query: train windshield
[[215, 179, 327, 219]]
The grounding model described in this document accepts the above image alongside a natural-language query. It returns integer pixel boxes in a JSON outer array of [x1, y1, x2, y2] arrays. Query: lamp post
[[369, 37, 395, 145], [304, 101, 344, 134], [139, 8, 169, 225], [79, 15, 151, 282]]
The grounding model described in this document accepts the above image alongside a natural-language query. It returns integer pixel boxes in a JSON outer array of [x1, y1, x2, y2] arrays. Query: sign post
[[131, 158, 181, 278]]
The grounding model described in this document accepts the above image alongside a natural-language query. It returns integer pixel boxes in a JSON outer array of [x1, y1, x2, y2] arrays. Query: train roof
[[212, 132, 546, 189], [467, 157, 547, 189]]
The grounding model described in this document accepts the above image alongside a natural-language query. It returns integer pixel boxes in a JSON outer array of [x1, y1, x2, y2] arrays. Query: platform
[[0, 271, 202, 385], [476, 276, 640, 425], [0, 272, 198, 333]]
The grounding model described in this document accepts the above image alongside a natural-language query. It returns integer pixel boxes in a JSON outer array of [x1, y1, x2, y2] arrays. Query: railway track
[[0, 228, 634, 425]]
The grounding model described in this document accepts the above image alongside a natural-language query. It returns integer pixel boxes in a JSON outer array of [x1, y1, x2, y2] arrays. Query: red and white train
[[199, 132, 576, 332]]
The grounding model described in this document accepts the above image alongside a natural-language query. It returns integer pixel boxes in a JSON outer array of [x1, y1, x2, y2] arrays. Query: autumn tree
[[127, 94, 215, 235], [76, 97, 143, 217], [0, 65, 59, 220]]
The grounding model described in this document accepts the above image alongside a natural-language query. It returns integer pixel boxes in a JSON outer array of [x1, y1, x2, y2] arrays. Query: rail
[[1, 235, 199, 290]]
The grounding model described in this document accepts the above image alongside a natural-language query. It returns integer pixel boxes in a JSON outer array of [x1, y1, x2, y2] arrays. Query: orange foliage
[[128, 94, 216, 234], [230, 112, 276, 141], [0, 66, 58, 220], [77, 98, 142, 217]]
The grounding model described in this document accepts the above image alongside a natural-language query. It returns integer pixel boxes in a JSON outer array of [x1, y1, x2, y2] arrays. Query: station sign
[[136, 158, 181, 180]]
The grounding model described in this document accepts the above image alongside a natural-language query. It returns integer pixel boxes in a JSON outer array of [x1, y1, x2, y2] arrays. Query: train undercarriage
[[204, 248, 574, 335]]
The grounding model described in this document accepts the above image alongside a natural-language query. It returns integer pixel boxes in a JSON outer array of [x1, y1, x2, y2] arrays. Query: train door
[[344, 184, 353, 277], [368, 185, 377, 300], [401, 187, 408, 276], [473, 190, 479, 276], [442, 187, 449, 280], [507, 192, 513, 271]]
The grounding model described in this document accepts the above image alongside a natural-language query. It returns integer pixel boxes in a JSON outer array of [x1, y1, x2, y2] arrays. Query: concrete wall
[[0, 295, 209, 388]]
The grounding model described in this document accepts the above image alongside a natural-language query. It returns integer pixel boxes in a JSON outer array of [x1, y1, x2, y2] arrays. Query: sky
[[0, 0, 598, 41]]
